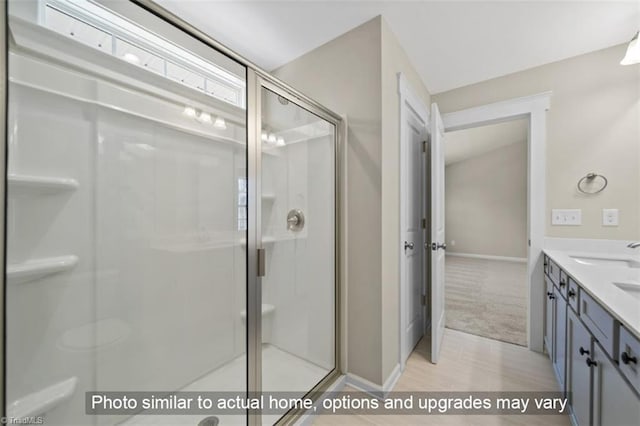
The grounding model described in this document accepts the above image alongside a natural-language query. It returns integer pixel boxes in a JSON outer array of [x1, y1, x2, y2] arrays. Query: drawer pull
[[586, 357, 598, 367], [621, 351, 638, 365], [579, 346, 590, 356]]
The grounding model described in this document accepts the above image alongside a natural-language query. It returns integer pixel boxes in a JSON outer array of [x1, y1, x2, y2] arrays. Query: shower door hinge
[[257, 248, 266, 277], [421, 218, 427, 229]]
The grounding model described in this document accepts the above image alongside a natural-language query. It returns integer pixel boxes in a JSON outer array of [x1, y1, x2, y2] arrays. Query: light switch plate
[[552, 209, 582, 226], [602, 209, 619, 226]]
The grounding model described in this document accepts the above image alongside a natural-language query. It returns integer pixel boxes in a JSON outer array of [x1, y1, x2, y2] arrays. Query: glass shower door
[[258, 86, 337, 422], [5, 1, 247, 425]]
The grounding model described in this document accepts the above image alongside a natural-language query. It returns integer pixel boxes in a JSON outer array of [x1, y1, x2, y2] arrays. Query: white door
[[430, 103, 446, 364], [401, 109, 425, 365]]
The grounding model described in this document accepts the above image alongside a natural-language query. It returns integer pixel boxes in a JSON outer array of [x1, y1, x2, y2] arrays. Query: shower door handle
[[257, 248, 266, 277]]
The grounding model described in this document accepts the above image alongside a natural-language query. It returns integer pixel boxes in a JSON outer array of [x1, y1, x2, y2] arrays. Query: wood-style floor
[[313, 329, 570, 425]]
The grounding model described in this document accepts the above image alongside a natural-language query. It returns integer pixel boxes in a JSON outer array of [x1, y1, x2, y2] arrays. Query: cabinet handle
[[579, 346, 589, 356], [559, 279, 566, 287], [621, 351, 638, 365], [568, 289, 576, 298], [586, 357, 597, 367], [548, 294, 556, 300]]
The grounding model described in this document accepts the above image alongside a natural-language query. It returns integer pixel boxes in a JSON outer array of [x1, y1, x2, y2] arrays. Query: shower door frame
[[0, 0, 344, 423], [247, 72, 343, 425], [100, 0, 344, 424]]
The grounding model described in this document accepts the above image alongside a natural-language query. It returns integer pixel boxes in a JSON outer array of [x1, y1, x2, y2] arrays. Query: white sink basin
[[571, 255, 640, 269], [613, 282, 640, 301]]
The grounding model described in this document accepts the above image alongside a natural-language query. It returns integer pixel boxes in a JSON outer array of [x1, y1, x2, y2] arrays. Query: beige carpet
[[445, 255, 527, 346]]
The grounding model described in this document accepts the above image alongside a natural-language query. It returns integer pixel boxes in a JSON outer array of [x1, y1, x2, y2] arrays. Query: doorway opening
[[443, 119, 529, 346]]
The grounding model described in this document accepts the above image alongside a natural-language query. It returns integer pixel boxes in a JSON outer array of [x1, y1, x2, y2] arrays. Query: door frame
[[441, 92, 551, 352], [398, 73, 429, 371]]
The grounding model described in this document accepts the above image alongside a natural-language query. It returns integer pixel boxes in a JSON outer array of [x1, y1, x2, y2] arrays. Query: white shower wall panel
[[7, 84, 97, 425], [7, 54, 246, 425]]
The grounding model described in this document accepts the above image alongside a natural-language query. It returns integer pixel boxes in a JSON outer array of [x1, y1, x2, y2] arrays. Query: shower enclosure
[[3, 1, 341, 425]]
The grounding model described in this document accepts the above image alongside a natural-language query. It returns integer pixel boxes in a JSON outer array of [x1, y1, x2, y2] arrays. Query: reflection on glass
[[6, 0, 247, 425], [260, 88, 336, 422]]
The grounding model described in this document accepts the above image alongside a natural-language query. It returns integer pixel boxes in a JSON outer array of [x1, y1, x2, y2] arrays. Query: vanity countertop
[[544, 249, 640, 340]]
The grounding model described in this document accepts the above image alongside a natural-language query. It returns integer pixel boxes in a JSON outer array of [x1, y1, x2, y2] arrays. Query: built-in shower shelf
[[9, 174, 79, 194], [7, 376, 77, 418], [7, 255, 79, 284]]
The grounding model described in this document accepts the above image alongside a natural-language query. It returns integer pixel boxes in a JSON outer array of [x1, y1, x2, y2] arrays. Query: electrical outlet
[[603, 209, 619, 226], [552, 209, 582, 226]]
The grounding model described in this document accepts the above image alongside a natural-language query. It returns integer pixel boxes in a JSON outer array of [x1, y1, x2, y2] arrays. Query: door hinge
[[421, 218, 427, 229], [257, 248, 266, 277], [422, 294, 427, 306], [422, 141, 427, 152]]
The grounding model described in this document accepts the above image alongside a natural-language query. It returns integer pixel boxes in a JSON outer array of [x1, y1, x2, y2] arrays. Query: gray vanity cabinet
[[592, 341, 640, 426], [545, 254, 640, 426], [567, 308, 593, 426]]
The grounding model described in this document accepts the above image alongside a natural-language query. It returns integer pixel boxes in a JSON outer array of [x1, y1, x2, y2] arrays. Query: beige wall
[[274, 17, 384, 384], [380, 19, 430, 382], [274, 16, 430, 386], [434, 44, 640, 240], [446, 141, 528, 258]]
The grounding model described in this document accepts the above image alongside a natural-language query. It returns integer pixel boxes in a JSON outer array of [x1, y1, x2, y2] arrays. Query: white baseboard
[[345, 363, 402, 399], [382, 363, 402, 394], [446, 252, 527, 263], [345, 373, 385, 398]]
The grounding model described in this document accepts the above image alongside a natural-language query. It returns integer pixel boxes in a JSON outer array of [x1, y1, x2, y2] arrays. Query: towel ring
[[577, 173, 608, 194]]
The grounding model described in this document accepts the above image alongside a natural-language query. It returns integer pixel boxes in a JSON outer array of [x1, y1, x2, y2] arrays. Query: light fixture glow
[[276, 137, 286, 147], [213, 117, 227, 129], [261, 131, 268, 142], [268, 133, 277, 144], [122, 53, 140, 64], [183, 106, 197, 118], [197, 112, 212, 124], [621, 31, 640, 65]]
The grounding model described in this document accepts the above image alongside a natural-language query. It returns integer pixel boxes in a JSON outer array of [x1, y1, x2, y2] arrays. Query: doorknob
[[404, 241, 414, 250]]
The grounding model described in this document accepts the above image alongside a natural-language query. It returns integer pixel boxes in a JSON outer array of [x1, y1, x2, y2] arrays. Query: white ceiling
[[445, 119, 527, 165], [157, 0, 639, 94]]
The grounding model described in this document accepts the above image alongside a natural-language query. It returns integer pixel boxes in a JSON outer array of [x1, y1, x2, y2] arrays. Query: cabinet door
[[567, 309, 592, 426], [592, 342, 640, 426], [553, 286, 567, 393], [545, 276, 555, 360]]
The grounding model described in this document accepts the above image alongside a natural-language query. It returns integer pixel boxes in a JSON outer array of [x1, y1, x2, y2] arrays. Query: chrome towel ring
[[577, 173, 608, 194]]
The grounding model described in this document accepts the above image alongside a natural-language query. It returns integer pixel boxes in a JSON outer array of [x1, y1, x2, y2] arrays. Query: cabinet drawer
[[619, 326, 640, 396], [567, 278, 580, 313], [547, 258, 561, 286], [580, 291, 617, 359]]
